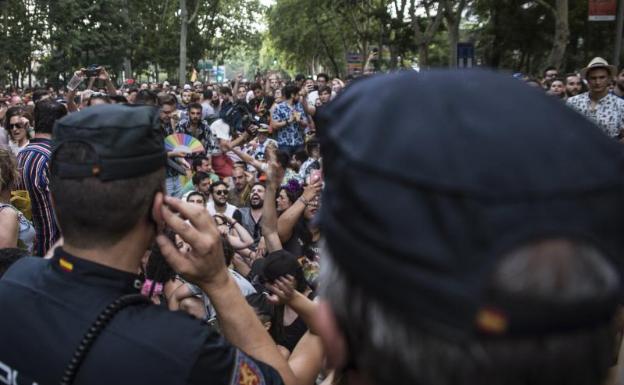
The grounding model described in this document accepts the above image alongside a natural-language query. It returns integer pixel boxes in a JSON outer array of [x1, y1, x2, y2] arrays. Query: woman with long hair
[[0, 148, 34, 252]]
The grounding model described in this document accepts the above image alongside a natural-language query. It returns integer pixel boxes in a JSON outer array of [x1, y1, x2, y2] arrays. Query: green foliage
[[268, 0, 624, 77], [3, 0, 623, 86], [0, 0, 47, 86], [266, 0, 449, 76], [266, 0, 353, 75], [35, 0, 132, 86], [468, 0, 621, 74], [0, 0, 265, 88]]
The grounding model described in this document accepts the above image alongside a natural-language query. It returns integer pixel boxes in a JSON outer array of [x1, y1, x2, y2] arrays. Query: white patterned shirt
[[567, 92, 624, 138]]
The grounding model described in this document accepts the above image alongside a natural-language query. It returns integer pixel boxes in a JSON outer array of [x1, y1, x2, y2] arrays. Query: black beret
[[318, 69, 624, 337], [52, 104, 166, 180]]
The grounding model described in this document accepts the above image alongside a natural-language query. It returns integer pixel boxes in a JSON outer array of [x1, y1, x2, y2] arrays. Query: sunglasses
[[9, 123, 25, 130], [214, 190, 228, 196]]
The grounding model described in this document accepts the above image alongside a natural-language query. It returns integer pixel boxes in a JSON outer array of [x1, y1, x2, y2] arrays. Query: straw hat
[[580, 57, 617, 79]]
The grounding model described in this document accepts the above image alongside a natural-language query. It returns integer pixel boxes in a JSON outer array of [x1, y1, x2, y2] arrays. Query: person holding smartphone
[[4, 107, 31, 155]]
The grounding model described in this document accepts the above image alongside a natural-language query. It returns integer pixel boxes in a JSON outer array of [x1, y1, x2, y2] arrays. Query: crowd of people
[[0, 55, 623, 385]]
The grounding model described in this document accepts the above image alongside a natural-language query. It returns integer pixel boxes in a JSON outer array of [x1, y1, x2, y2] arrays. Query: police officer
[[0, 104, 295, 385], [314, 70, 624, 385]]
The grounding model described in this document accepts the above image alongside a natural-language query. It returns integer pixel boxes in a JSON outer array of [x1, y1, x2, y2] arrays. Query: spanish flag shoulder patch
[[59, 258, 73, 272]]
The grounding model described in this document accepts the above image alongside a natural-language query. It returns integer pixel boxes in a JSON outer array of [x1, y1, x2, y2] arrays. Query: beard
[[250, 199, 264, 209]]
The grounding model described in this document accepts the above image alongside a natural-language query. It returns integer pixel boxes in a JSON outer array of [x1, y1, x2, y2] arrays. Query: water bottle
[[67, 74, 84, 91]]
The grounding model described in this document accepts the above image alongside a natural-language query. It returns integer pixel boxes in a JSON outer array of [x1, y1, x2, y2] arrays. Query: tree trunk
[[537, 0, 568, 69], [318, 31, 341, 76], [389, 45, 398, 70], [489, 4, 501, 68], [179, 0, 188, 87], [124, 58, 132, 82], [28, 58, 32, 89], [448, 25, 459, 67], [418, 44, 429, 68], [122, 0, 133, 80], [549, 0, 569, 69], [443, 0, 468, 68], [410, 0, 445, 69]]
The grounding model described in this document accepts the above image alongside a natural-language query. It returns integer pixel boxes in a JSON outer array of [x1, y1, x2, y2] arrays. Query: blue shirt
[[271, 101, 307, 146]]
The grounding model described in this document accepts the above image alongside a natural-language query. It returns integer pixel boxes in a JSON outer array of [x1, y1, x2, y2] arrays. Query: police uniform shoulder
[[1, 256, 48, 283], [108, 304, 216, 362]]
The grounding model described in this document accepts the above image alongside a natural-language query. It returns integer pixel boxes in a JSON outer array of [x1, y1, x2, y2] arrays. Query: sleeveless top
[[0, 202, 35, 253]]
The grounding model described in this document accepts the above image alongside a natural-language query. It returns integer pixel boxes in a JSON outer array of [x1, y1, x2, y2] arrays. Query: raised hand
[[97, 67, 110, 81], [302, 180, 322, 202], [156, 196, 228, 288], [265, 151, 285, 190], [266, 275, 296, 305]]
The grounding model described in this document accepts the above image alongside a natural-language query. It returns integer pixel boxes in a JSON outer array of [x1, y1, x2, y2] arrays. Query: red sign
[[589, 0, 617, 21]]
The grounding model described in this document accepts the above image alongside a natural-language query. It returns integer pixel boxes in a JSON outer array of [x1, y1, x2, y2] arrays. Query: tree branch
[[535, 0, 556, 17], [424, 2, 445, 39], [188, 0, 202, 24], [409, 0, 424, 40]]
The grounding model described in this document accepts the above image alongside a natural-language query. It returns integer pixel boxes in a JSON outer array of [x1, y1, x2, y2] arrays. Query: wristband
[[298, 197, 309, 206]]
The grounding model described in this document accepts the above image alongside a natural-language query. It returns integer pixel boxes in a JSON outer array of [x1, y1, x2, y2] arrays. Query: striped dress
[[16, 138, 59, 257]]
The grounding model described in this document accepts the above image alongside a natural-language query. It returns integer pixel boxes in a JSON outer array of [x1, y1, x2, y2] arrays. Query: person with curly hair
[[0, 148, 34, 252]]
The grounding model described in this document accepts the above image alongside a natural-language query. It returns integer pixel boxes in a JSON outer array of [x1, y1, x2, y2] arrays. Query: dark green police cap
[[52, 104, 166, 181]]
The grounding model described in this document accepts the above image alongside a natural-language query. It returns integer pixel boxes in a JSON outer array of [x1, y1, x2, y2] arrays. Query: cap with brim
[[318, 69, 624, 338], [52, 104, 167, 181], [580, 57, 618, 79]]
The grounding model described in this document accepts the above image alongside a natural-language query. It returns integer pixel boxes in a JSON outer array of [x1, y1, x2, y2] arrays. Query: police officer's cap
[[318, 69, 624, 337], [52, 104, 166, 180]]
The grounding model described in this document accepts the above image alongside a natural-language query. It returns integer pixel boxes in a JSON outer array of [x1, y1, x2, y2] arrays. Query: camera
[[222, 101, 255, 133], [84, 64, 101, 78]]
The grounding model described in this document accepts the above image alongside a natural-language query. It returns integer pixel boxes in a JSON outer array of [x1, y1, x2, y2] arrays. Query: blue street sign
[[457, 42, 475, 68]]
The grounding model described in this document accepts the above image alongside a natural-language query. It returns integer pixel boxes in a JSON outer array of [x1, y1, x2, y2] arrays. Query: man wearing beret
[[0, 105, 294, 385], [315, 70, 624, 385]]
